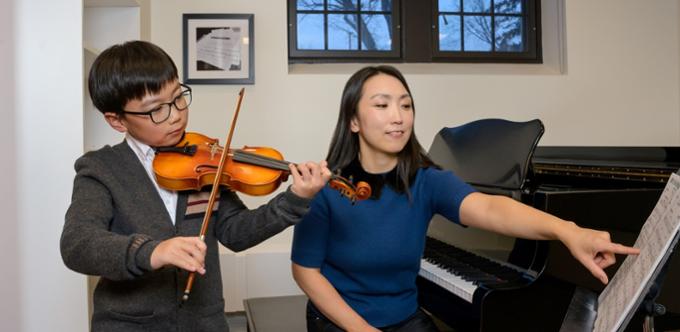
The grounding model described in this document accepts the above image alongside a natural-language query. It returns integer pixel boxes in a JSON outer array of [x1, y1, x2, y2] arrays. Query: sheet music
[[594, 173, 680, 332], [196, 27, 242, 71]]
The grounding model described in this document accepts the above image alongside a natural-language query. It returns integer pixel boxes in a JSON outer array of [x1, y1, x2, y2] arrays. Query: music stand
[[634, 232, 678, 332], [560, 170, 680, 332]]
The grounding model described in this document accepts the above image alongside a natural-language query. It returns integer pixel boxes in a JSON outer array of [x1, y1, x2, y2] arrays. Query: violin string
[[234, 150, 288, 169], [233, 150, 351, 188], [234, 150, 291, 171]]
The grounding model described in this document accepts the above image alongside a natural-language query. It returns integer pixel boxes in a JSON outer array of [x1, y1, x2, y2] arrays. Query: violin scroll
[[354, 181, 371, 200], [329, 176, 372, 203]]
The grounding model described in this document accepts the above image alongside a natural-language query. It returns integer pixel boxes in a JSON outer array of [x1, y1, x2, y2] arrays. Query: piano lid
[[432, 119, 544, 191]]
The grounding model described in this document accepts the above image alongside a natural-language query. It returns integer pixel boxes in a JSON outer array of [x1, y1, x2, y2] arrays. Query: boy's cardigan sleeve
[[213, 187, 312, 252], [60, 152, 160, 281]]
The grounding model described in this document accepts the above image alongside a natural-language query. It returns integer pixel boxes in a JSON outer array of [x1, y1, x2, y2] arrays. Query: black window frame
[[287, 0, 541, 64], [288, 0, 402, 61]]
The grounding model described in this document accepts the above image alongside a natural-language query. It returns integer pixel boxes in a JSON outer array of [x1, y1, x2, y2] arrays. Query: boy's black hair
[[88, 40, 178, 115]]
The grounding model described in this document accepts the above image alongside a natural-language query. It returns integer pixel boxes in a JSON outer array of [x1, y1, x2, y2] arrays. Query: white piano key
[[419, 259, 477, 303]]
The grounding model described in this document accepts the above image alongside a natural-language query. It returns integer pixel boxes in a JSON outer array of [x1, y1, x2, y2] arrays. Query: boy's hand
[[289, 160, 332, 199], [150, 237, 207, 274]]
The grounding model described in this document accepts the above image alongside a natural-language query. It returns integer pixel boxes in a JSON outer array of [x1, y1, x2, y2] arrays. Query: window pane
[[297, 14, 325, 50], [494, 0, 522, 14], [328, 14, 359, 50], [463, 15, 492, 51], [495, 16, 523, 52], [329, 0, 358, 11], [297, 0, 323, 11], [361, 0, 391, 11], [439, 15, 461, 51], [463, 0, 491, 13], [361, 0, 392, 12], [360, 14, 391, 50], [439, 0, 460, 12]]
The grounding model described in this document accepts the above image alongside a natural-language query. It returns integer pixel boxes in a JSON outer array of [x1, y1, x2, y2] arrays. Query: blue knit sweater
[[292, 167, 475, 327]]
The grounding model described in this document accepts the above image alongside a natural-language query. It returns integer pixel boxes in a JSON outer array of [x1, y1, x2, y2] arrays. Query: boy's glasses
[[121, 83, 193, 124]]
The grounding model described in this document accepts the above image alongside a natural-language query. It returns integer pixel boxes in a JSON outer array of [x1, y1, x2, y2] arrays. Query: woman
[[291, 65, 638, 332]]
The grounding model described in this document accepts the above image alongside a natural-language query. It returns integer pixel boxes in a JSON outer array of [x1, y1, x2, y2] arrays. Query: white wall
[[1, 0, 20, 330], [7, 0, 90, 331], [152, 0, 680, 145]]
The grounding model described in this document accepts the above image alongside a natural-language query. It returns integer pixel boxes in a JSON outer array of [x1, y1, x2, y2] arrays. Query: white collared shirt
[[126, 134, 179, 225]]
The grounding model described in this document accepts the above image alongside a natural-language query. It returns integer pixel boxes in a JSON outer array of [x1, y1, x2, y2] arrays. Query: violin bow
[[182, 88, 245, 303]]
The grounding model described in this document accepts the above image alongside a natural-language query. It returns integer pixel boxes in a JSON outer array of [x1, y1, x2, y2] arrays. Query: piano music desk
[[243, 295, 308, 332]]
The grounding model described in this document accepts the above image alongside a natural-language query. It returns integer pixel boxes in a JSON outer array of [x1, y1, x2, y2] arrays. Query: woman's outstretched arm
[[459, 192, 640, 284]]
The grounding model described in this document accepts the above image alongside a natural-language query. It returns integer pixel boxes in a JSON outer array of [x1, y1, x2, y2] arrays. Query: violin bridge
[[209, 143, 219, 160]]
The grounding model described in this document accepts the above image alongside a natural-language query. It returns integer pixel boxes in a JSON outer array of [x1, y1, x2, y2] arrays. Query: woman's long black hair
[[326, 65, 437, 198]]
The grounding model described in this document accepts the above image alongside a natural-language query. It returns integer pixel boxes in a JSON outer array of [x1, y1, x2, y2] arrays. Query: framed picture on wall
[[183, 13, 254, 84]]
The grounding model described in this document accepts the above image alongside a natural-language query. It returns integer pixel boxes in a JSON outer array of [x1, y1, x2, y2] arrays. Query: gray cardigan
[[61, 141, 311, 331]]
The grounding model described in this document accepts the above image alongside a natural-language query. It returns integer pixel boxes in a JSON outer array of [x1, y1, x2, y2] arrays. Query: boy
[[60, 40, 331, 331]]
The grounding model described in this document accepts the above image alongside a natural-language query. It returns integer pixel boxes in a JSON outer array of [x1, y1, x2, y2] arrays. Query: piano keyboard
[[419, 259, 477, 303], [419, 237, 531, 304]]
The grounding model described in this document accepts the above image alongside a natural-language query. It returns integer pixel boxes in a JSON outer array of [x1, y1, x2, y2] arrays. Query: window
[[288, 0, 541, 63], [433, 0, 541, 62], [288, 0, 401, 60]]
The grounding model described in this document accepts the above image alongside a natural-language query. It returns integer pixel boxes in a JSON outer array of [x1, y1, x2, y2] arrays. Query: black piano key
[[423, 237, 529, 287]]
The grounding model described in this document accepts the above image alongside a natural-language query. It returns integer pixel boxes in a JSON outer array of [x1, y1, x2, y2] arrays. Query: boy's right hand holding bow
[[150, 237, 207, 274]]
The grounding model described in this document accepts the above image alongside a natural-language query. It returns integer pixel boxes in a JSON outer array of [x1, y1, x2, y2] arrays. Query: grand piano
[[417, 119, 680, 331]]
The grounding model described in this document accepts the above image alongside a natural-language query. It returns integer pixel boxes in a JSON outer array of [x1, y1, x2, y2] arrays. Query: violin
[[162, 88, 369, 303], [153, 132, 371, 202]]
